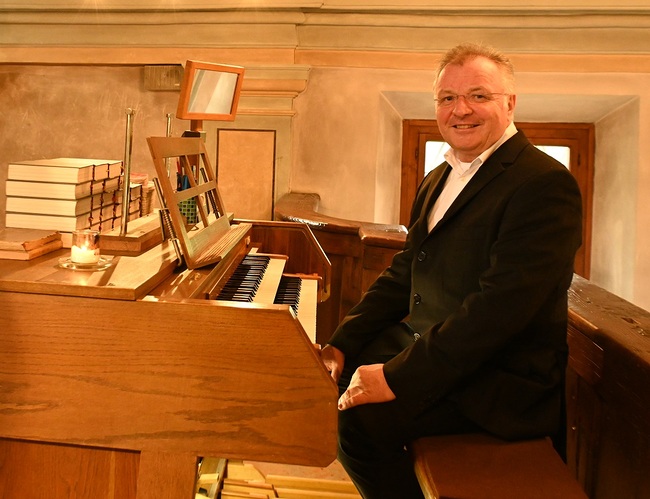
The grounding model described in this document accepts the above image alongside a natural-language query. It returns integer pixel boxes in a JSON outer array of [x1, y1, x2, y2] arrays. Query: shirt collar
[[444, 122, 518, 175]]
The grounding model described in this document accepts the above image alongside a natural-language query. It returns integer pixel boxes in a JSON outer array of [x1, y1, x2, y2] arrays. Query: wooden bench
[[410, 433, 588, 499]]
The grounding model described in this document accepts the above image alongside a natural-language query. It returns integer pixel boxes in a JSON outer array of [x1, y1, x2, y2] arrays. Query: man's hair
[[434, 43, 516, 93]]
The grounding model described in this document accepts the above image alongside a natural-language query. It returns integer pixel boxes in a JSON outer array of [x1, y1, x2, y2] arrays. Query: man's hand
[[338, 364, 396, 410], [320, 344, 345, 383]]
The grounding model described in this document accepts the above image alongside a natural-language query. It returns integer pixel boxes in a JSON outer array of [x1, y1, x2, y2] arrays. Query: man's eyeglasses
[[434, 92, 508, 108]]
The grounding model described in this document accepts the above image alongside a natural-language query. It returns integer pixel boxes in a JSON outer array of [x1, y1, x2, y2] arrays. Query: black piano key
[[216, 254, 270, 302], [274, 275, 302, 314]]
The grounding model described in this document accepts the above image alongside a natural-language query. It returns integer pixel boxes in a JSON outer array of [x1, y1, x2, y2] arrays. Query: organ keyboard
[[212, 253, 319, 341], [146, 220, 326, 343], [275, 275, 318, 336]]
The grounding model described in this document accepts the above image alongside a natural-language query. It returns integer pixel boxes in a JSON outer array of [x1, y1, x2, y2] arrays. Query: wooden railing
[[275, 192, 407, 346], [566, 275, 650, 498], [277, 192, 650, 498]]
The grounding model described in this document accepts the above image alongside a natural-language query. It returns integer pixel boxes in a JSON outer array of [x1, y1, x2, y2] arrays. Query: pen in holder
[[176, 171, 198, 225]]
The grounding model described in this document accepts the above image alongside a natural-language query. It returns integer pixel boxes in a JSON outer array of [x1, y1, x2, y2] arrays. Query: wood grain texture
[[136, 451, 198, 499], [0, 292, 338, 466], [0, 438, 139, 499], [566, 275, 650, 498], [0, 240, 178, 300], [411, 434, 587, 499]]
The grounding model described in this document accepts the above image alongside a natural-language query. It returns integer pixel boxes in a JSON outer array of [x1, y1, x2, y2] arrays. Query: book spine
[[5, 203, 133, 232], [6, 190, 121, 216], [5, 176, 123, 199], [7, 160, 122, 184]]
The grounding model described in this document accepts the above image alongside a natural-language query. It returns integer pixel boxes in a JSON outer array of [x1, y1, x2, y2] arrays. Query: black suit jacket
[[329, 131, 583, 439]]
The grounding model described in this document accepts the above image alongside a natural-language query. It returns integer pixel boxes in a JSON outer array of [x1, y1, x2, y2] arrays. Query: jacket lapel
[[421, 164, 451, 218], [428, 131, 529, 233], [411, 163, 451, 237]]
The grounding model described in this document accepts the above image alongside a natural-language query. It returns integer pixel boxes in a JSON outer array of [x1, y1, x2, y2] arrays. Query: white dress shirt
[[427, 122, 518, 232]]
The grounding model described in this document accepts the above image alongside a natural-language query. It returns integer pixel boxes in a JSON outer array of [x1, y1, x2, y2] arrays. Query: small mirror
[[176, 60, 244, 122]]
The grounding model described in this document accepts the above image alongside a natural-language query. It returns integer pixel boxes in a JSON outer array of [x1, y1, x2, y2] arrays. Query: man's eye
[[440, 96, 455, 103], [470, 94, 488, 102]]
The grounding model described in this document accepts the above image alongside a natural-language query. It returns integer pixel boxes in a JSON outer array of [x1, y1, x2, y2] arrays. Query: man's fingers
[[320, 345, 345, 383], [338, 386, 363, 410], [324, 361, 341, 382], [337, 364, 395, 411]]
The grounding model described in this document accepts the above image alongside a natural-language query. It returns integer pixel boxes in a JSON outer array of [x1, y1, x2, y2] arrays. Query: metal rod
[[200, 167, 219, 216], [152, 177, 183, 265], [119, 108, 136, 236], [165, 113, 174, 175]]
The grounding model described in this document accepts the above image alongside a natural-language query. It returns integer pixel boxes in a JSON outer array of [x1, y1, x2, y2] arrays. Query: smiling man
[[320, 43, 584, 499], [435, 51, 515, 162]]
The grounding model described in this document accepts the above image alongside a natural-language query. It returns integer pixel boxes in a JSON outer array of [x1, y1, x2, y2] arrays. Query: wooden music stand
[[147, 136, 251, 269]]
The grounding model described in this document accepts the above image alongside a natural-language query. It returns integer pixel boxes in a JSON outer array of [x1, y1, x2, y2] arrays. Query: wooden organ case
[[0, 137, 338, 499]]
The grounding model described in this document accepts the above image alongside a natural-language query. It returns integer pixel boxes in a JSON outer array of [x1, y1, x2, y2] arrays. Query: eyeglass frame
[[434, 92, 510, 108]]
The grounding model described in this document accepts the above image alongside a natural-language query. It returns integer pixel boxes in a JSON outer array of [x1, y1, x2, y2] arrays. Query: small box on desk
[[99, 212, 164, 256]]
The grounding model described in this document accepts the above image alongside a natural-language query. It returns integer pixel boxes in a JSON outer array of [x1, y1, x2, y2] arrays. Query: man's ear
[[507, 94, 517, 118]]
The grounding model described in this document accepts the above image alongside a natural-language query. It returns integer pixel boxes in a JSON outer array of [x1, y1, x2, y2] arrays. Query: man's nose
[[452, 95, 473, 114]]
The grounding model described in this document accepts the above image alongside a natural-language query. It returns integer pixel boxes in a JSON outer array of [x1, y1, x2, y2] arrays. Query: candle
[[70, 229, 101, 264], [70, 244, 100, 264]]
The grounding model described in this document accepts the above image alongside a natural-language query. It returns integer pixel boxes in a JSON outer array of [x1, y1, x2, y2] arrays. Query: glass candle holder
[[70, 229, 101, 264]]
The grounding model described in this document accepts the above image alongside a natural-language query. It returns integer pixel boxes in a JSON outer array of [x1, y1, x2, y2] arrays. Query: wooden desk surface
[[0, 241, 179, 300]]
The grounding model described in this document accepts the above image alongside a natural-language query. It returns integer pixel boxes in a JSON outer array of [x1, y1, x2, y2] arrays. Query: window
[[401, 121, 593, 277], [425, 142, 571, 175]]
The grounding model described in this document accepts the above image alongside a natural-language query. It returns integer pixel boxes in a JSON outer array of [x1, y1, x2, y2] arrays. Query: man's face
[[434, 56, 516, 162]]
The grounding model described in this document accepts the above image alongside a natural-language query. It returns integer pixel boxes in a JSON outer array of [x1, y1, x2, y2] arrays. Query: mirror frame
[[176, 60, 245, 121]]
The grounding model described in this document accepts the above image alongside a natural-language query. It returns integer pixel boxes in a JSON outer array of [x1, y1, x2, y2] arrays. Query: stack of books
[[5, 157, 143, 247]]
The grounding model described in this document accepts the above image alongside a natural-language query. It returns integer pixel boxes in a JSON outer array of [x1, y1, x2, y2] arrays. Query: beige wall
[[1, 1, 650, 309], [592, 99, 638, 300], [291, 67, 435, 222], [0, 65, 177, 182]]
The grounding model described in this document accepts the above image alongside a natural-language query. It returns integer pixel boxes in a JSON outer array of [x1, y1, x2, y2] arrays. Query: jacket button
[[413, 293, 421, 305], [417, 251, 427, 262]]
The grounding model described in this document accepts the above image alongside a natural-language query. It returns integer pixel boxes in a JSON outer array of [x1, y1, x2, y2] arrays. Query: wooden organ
[[0, 138, 337, 499]]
